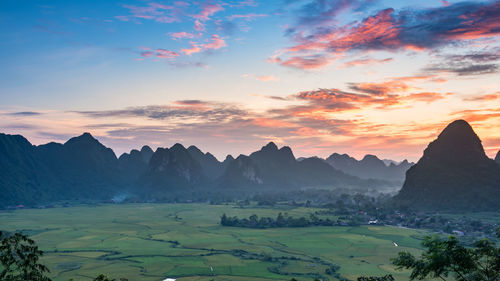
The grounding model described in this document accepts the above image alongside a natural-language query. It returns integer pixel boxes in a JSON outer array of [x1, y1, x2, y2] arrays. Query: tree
[[93, 274, 128, 281], [391, 229, 500, 281], [0, 231, 51, 281]]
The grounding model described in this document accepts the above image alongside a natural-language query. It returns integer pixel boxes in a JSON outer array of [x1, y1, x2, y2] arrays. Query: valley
[[0, 203, 425, 281]]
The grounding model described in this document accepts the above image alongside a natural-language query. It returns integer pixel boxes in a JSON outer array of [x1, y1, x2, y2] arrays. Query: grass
[[0, 203, 425, 281]]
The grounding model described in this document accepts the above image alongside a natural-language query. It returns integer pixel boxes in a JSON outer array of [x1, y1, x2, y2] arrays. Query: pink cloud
[[182, 34, 226, 55], [141, 51, 154, 57], [340, 57, 393, 68], [182, 44, 202, 55], [170, 31, 195, 40], [274, 1, 500, 70], [256, 75, 278, 82], [279, 55, 332, 70], [195, 20, 205, 32], [156, 49, 180, 59], [201, 34, 226, 50], [192, 3, 223, 21]]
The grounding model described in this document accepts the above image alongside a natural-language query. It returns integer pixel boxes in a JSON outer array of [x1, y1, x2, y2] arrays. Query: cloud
[[182, 34, 226, 55], [156, 49, 180, 59], [195, 20, 206, 31], [288, 0, 379, 28], [118, 2, 186, 24], [227, 13, 267, 21], [201, 34, 226, 50], [7, 111, 43, 116], [274, 1, 500, 69], [340, 57, 393, 68], [424, 50, 500, 76], [464, 93, 500, 101], [182, 44, 202, 55], [242, 74, 279, 82], [76, 101, 246, 123], [140, 49, 179, 59], [451, 108, 500, 122], [272, 54, 332, 69], [191, 3, 224, 21], [348, 75, 442, 96], [170, 31, 195, 40]]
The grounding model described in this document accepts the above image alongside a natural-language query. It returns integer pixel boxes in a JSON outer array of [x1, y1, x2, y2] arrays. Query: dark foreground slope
[[394, 120, 500, 211]]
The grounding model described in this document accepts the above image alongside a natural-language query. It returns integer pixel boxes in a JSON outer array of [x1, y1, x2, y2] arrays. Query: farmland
[[0, 203, 425, 281]]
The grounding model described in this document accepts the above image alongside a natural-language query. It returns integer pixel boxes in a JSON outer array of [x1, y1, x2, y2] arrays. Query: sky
[[0, 0, 499, 161]]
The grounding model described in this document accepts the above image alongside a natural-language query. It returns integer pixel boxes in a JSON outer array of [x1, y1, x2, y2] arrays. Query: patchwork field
[[0, 203, 425, 281]]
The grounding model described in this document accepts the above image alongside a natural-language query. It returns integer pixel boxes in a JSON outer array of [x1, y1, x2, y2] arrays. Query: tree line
[[220, 213, 346, 228]]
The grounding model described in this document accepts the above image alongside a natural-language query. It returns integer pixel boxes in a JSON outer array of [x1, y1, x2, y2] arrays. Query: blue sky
[[0, 0, 499, 161]]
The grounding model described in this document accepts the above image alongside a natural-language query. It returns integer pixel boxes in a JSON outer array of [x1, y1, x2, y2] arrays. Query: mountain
[[0, 133, 48, 206], [325, 153, 413, 182], [140, 144, 205, 190], [0, 133, 397, 207], [187, 145, 225, 179], [218, 142, 384, 189], [496, 151, 500, 164], [0, 132, 124, 207], [218, 155, 263, 187], [118, 145, 154, 181], [394, 120, 500, 211]]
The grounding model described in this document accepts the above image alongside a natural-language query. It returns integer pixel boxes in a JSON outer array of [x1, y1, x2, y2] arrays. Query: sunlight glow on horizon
[[0, 0, 499, 161]]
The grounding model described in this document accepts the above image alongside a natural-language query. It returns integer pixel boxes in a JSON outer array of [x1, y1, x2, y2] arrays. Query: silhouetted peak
[[261, 142, 278, 152], [141, 145, 153, 154], [278, 146, 295, 160], [326, 153, 352, 161], [170, 143, 186, 152], [496, 151, 500, 164], [187, 145, 203, 154], [423, 119, 487, 162], [0, 133, 32, 147], [438, 120, 477, 142], [224, 155, 234, 162], [64, 133, 103, 147], [361, 154, 380, 162]]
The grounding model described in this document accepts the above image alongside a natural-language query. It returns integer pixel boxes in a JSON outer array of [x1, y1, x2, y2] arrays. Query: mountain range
[[324, 153, 413, 182], [394, 120, 500, 211], [0, 133, 396, 207], [2, 119, 498, 210]]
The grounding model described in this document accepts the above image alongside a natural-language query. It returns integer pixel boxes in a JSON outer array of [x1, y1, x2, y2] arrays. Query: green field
[[0, 203, 425, 281]]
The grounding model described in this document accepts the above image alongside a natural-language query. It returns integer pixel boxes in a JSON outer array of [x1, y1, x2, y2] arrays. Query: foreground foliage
[[0, 231, 51, 281], [392, 227, 500, 281]]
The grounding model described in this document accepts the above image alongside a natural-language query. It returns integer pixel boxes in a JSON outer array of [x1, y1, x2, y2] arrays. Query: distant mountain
[[140, 144, 205, 190], [187, 145, 226, 179], [496, 151, 500, 164], [325, 153, 413, 182], [0, 133, 398, 207], [118, 145, 154, 181], [218, 142, 386, 189], [218, 155, 263, 187], [394, 120, 500, 211]]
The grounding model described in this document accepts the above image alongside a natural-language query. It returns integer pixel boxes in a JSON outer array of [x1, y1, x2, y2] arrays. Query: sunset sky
[[0, 0, 499, 161]]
